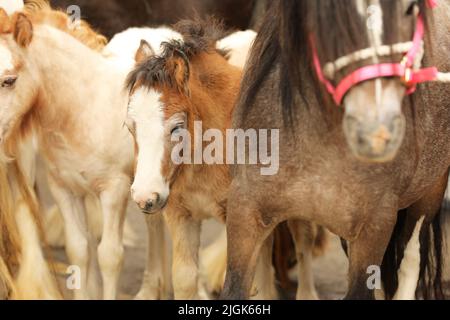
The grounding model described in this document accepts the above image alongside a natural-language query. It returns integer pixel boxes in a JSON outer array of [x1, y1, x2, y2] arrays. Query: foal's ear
[[135, 39, 155, 64], [11, 13, 33, 48], [166, 55, 190, 96], [0, 8, 12, 33]]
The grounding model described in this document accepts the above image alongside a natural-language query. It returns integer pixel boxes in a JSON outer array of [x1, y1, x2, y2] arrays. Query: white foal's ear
[[135, 39, 155, 64], [12, 12, 33, 48]]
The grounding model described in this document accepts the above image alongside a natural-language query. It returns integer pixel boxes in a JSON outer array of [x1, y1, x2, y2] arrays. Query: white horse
[[0, 0, 61, 301], [0, 3, 162, 299]]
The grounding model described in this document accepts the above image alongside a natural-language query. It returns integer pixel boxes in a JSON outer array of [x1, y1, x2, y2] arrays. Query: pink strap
[[404, 15, 425, 68], [333, 64, 405, 105], [427, 0, 438, 8], [310, 36, 336, 96], [333, 64, 438, 105], [309, 2, 439, 105]]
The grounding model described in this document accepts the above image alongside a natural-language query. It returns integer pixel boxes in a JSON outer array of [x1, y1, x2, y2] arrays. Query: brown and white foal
[[126, 20, 321, 300]]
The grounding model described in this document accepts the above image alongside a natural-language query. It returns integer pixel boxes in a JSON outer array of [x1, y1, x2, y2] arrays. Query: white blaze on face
[[0, 0, 24, 15], [128, 88, 169, 205], [0, 41, 14, 74], [356, 0, 384, 110]]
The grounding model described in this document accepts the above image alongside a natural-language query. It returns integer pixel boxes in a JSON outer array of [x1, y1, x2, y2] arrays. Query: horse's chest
[[184, 192, 226, 222]]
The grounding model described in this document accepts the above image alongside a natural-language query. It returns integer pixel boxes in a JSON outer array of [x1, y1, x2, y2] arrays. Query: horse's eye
[[171, 123, 184, 136], [1, 76, 17, 88]]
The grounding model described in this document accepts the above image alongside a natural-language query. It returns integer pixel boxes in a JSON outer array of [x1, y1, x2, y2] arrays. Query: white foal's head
[[0, 10, 36, 145]]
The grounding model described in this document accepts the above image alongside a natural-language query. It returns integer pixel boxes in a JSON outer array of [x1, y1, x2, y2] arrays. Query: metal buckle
[[401, 56, 413, 86]]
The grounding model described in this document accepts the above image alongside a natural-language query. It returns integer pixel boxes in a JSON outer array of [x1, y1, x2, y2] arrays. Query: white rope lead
[[436, 72, 450, 82], [323, 42, 414, 79]]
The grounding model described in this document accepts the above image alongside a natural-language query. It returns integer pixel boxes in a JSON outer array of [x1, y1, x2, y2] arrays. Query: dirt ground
[[50, 191, 450, 300]]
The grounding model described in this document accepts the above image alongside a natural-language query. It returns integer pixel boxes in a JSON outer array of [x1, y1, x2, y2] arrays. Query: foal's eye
[[171, 123, 184, 136], [1, 76, 17, 88]]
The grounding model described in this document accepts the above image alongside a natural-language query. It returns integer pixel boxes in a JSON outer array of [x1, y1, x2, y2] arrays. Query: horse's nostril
[[143, 193, 161, 212], [144, 200, 154, 212]]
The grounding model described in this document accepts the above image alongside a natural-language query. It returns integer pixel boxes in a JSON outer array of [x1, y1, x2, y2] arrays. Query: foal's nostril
[[143, 193, 161, 212], [144, 199, 154, 212]]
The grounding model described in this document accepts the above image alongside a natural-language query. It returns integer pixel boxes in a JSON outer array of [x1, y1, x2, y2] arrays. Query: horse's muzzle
[[343, 114, 405, 163]]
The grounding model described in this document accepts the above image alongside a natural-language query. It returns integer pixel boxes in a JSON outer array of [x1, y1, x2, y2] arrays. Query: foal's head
[[0, 3, 107, 146], [278, 0, 432, 162], [126, 20, 238, 213], [0, 9, 35, 144]]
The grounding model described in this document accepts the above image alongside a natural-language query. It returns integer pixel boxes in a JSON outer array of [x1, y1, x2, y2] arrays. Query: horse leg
[[393, 216, 424, 300], [252, 234, 278, 299], [221, 198, 277, 300], [165, 209, 201, 300], [48, 177, 93, 300], [345, 204, 397, 300], [287, 219, 319, 300], [98, 177, 129, 300], [393, 170, 449, 300], [135, 213, 167, 300]]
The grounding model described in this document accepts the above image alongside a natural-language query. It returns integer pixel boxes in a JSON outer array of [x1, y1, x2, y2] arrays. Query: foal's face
[[127, 86, 188, 214], [0, 38, 20, 143], [0, 12, 34, 145], [127, 87, 171, 213], [337, 0, 420, 162], [127, 40, 195, 214]]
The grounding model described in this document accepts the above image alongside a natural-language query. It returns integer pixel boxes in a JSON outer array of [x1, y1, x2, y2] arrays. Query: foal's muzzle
[[134, 192, 167, 214]]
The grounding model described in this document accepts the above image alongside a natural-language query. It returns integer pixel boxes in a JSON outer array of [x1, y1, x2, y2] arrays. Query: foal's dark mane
[[240, 0, 430, 126], [126, 19, 229, 94]]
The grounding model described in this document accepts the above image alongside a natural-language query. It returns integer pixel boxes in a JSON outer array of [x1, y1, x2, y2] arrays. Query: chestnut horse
[[221, 0, 450, 300], [50, 0, 269, 39], [125, 19, 325, 300]]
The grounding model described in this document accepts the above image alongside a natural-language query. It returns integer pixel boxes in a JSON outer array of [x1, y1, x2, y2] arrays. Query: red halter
[[311, 0, 439, 106]]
